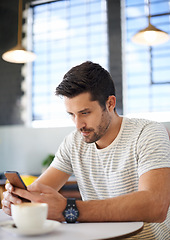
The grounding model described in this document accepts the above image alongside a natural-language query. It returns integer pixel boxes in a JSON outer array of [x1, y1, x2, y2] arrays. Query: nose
[[74, 115, 85, 130]]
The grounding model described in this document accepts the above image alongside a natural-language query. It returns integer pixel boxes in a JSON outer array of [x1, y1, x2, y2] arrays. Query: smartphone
[[4, 171, 30, 202], [4, 171, 27, 189]]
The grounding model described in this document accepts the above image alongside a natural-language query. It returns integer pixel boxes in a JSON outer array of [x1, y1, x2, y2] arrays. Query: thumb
[[27, 182, 53, 194]]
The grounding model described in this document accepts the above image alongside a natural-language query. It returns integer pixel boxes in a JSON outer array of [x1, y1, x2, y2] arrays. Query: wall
[[0, 126, 75, 175], [0, 0, 31, 125], [107, 0, 123, 115], [0, 122, 169, 176]]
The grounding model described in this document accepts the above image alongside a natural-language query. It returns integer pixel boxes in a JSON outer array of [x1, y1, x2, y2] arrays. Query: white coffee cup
[[11, 202, 48, 230]]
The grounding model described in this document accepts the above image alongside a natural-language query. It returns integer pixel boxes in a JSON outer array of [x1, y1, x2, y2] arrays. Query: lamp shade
[[2, 44, 36, 64], [2, 0, 36, 64], [132, 23, 169, 46]]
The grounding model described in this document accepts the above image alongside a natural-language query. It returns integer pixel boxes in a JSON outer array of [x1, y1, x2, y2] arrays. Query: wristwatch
[[63, 198, 79, 223]]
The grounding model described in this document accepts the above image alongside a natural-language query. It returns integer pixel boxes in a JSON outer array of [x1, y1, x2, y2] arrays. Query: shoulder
[[121, 118, 169, 148], [124, 117, 158, 128], [124, 117, 168, 136], [123, 118, 170, 151]]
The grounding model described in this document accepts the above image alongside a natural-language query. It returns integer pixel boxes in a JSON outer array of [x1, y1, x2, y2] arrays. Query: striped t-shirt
[[51, 117, 170, 239]]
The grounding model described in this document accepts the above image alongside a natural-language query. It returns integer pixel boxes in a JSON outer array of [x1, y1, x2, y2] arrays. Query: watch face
[[64, 207, 79, 223]]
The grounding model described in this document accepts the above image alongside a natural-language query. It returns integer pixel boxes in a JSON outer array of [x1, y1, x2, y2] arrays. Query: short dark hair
[[55, 61, 116, 108]]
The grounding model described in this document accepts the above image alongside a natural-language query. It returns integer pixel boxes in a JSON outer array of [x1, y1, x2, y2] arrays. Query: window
[[29, 0, 108, 127], [124, 0, 170, 122]]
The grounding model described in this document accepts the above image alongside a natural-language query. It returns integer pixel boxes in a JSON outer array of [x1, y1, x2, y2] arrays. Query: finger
[[5, 183, 14, 193], [1, 198, 11, 209], [1, 192, 21, 216], [2, 204, 11, 216], [3, 191, 22, 205], [13, 187, 41, 202]]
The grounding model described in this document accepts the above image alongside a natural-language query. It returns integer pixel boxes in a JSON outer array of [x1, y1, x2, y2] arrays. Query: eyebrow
[[67, 108, 91, 115], [78, 108, 90, 113]]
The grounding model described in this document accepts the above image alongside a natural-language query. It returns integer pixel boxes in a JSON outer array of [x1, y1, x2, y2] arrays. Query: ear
[[106, 95, 116, 112]]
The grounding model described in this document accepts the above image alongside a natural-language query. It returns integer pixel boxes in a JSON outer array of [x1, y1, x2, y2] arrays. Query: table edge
[[99, 222, 144, 240]]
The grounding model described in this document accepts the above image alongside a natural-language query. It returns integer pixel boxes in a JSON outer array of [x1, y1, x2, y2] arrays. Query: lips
[[80, 127, 93, 137], [80, 129, 92, 137], [81, 131, 90, 137]]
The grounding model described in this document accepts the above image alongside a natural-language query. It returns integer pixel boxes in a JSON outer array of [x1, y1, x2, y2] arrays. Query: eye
[[82, 112, 90, 115], [68, 112, 74, 118]]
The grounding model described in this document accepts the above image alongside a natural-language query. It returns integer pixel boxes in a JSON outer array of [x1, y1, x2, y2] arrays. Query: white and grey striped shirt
[[51, 117, 170, 239]]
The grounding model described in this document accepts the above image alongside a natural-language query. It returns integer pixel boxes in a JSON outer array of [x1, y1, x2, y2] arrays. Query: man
[[2, 61, 170, 239]]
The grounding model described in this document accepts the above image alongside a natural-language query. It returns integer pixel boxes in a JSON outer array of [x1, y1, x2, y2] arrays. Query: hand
[[2, 183, 22, 216], [12, 182, 67, 222]]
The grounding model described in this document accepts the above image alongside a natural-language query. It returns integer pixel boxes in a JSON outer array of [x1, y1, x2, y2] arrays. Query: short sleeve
[[50, 131, 74, 175], [137, 122, 170, 177]]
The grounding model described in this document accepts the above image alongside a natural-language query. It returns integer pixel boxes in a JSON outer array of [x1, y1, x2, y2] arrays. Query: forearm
[[34, 167, 70, 190], [76, 190, 169, 223]]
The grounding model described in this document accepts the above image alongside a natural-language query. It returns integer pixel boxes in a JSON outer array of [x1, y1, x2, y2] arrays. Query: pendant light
[[2, 0, 36, 63], [132, 0, 169, 46]]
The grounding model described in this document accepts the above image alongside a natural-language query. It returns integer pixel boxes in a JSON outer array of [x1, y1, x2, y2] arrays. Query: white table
[[0, 209, 143, 240]]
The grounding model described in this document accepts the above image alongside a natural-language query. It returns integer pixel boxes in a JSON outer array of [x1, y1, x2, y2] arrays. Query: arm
[[34, 166, 70, 190], [76, 168, 170, 223], [9, 167, 170, 223]]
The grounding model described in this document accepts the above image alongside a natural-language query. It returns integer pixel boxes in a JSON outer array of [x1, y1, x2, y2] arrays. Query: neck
[[96, 113, 123, 149]]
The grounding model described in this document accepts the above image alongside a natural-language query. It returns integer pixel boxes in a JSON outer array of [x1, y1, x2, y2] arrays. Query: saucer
[[1, 219, 61, 236]]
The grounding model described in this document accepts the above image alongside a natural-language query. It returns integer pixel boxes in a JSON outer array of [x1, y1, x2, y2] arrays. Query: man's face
[[64, 92, 111, 144]]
